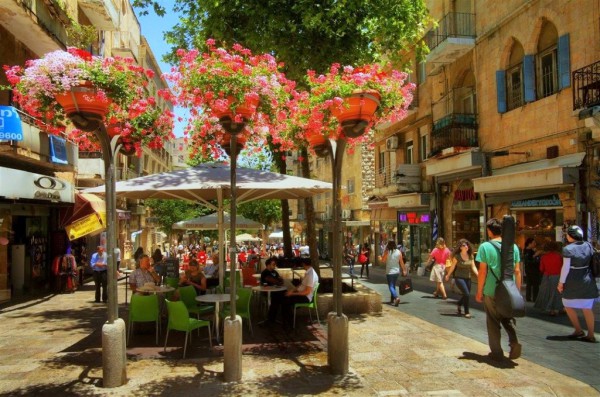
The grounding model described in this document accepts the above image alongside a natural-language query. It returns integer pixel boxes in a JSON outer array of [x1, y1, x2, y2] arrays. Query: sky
[[134, 6, 186, 137]]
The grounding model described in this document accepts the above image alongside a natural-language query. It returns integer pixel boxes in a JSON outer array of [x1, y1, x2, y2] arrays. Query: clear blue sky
[[135, 6, 186, 137]]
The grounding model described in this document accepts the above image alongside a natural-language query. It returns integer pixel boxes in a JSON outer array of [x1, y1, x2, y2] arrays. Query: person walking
[[523, 238, 542, 302], [90, 245, 108, 303], [475, 218, 523, 361], [534, 241, 563, 316], [378, 240, 407, 306], [344, 242, 356, 275], [557, 225, 599, 342], [359, 242, 371, 278], [428, 238, 451, 300], [445, 239, 478, 318]]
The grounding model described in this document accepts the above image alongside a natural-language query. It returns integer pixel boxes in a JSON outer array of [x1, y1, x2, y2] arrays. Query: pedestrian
[[534, 241, 563, 316], [523, 238, 542, 302], [359, 242, 371, 278], [378, 240, 407, 306], [133, 246, 144, 266], [428, 237, 451, 300], [90, 245, 108, 303], [475, 218, 522, 361], [445, 239, 478, 318], [557, 225, 598, 342], [344, 242, 356, 275]]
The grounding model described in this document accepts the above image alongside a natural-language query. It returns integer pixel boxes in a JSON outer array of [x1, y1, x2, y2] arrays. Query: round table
[[251, 285, 287, 308], [196, 293, 237, 344], [136, 285, 175, 294]]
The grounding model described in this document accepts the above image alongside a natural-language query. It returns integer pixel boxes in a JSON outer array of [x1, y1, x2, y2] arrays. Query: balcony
[[372, 163, 422, 196], [1, 0, 68, 55], [112, 31, 140, 61], [79, 0, 119, 30], [573, 60, 600, 111], [430, 113, 478, 157], [424, 12, 476, 71]]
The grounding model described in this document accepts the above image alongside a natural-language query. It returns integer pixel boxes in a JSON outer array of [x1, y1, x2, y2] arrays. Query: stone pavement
[[0, 277, 598, 396]]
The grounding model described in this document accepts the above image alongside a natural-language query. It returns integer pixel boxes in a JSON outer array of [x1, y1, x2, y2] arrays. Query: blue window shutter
[[523, 55, 535, 102], [496, 70, 507, 113], [558, 34, 571, 89]]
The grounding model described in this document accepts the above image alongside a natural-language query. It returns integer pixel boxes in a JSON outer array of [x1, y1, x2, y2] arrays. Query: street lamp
[[67, 111, 126, 387]]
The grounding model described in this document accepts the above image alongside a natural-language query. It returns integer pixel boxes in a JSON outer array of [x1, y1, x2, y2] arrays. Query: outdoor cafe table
[[196, 293, 237, 344], [118, 269, 134, 305], [251, 285, 287, 310], [136, 285, 175, 294]]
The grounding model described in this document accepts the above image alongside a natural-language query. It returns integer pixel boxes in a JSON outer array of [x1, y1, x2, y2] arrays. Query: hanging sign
[[0, 106, 23, 141]]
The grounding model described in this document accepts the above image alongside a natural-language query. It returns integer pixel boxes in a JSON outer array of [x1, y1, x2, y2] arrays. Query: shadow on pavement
[[458, 351, 518, 369]]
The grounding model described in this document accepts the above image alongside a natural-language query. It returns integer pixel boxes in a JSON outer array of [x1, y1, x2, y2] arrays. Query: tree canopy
[[132, 0, 430, 83]]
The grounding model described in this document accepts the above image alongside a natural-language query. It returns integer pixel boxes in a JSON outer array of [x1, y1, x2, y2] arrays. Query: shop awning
[[64, 193, 106, 241], [473, 152, 585, 203], [343, 220, 371, 226], [388, 193, 430, 208]]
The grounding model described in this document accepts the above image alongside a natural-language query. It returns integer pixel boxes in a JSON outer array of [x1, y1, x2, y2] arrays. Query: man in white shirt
[[281, 259, 319, 328]]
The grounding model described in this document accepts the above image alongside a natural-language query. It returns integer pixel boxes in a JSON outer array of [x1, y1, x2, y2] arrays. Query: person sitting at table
[[259, 258, 286, 326], [280, 258, 319, 329], [129, 254, 160, 294], [202, 255, 220, 288], [178, 259, 207, 295]]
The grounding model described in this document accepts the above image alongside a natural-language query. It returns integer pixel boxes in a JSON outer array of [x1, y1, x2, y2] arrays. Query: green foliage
[[145, 199, 213, 235], [66, 22, 97, 49], [238, 200, 281, 230], [132, 0, 430, 84]]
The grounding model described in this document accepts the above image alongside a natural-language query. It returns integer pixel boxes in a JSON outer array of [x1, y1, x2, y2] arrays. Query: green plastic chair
[[220, 287, 253, 335], [128, 294, 160, 345], [164, 277, 180, 300], [164, 299, 212, 358], [178, 285, 214, 318], [223, 270, 242, 292], [293, 282, 320, 329]]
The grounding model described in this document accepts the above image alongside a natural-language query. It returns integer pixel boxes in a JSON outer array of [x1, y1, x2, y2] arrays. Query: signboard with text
[[0, 106, 23, 141]]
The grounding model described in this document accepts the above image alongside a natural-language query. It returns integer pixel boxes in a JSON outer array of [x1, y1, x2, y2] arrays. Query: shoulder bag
[[397, 277, 413, 295]]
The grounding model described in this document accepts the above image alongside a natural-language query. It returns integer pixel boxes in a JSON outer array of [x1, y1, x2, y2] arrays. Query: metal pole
[[229, 134, 238, 318], [329, 138, 347, 316], [96, 125, 120, 322]]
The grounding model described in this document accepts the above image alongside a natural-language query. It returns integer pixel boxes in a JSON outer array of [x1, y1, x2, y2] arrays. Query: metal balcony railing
[[573, 60, 600, 110], [424, 12, 476, 52], [430, 114, 478, 157]]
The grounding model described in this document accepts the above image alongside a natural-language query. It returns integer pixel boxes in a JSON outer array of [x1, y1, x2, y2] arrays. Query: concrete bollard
[[102, 318, 127, 388], [327, 312, 349, 375], [223, 315, 243, 382]]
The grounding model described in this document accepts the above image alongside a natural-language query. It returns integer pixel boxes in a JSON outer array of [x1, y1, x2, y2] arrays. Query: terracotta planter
[[330, 91, 380, 138], [55, 82, 110, 118], [213, 96, 260, 120], [306, 132, 329, 158]]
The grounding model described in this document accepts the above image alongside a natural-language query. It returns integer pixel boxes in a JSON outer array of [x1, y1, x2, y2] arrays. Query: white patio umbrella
[[235, 233, 261, 242], [84, 162, 331, 287], [172, 212, 264, 231]]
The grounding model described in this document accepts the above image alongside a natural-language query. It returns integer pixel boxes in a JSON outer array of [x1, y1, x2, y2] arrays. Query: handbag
[[358, 253, 368, 264], [397, 277, 413, 295], [425, 259, 435, 272], [585, 242, 600, 278]]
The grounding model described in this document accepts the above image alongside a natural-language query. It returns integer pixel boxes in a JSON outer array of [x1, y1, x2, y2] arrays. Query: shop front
[[0, 167, 75, 301], [369, 201, 398, 262]]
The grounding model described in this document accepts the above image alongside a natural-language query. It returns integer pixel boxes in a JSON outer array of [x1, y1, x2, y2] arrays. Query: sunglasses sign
[[0, 106, 23, 141]]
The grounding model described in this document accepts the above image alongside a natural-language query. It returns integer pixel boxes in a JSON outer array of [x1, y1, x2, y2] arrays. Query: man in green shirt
[[476, 218, 522, 361]]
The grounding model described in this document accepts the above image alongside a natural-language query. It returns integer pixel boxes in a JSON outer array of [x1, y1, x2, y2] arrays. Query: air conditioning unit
[[341, 209, 351, 220], [386, 136, 399, 151]]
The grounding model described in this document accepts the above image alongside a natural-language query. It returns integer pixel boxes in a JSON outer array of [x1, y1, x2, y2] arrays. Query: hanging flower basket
[[330, 91, 380, 138], [221, 134, 248, 156], [213, 96, 260, 121], [306, 131, 329, 157], [54, 81, 110, 118]]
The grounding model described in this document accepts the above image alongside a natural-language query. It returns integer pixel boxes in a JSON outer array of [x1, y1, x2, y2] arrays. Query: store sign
[[49, 135, 68, 165], [511, 194, 562, 208], [65, 212, 106, 241], [398, 212, 430, 224], [0, 106, 23, 141], [0, 167, 74, 203]]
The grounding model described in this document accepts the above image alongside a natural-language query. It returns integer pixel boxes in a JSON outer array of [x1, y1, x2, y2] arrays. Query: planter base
[[68, 112, 104, 132]]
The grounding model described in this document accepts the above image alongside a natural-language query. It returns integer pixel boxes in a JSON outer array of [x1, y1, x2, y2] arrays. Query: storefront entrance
[[397, 211, 431, 271]]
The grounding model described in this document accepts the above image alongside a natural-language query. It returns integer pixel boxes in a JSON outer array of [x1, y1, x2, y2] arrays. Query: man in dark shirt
[[260, 257, 285, 325]]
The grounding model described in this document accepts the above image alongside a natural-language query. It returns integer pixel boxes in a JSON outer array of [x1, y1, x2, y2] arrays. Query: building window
[[406, 140, 414, 164], [418, 62, 426, 85], [347, 178, 355, 194], [420, 134, 428, 161], [506, 63, 523, 111], [378, 151, 385, 173], [537, 48, 557, 98]]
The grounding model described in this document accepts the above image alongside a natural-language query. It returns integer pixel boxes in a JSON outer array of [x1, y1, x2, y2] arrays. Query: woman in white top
[[378, 241, 407, 306]]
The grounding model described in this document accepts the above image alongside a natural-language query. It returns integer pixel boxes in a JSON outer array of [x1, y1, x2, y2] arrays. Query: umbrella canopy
[[64, 193, 107, 241], [173, 212, 263, 231], [235, 233, 261, 242], [84, 162, 331, 205], [268, 231, 284, 239]]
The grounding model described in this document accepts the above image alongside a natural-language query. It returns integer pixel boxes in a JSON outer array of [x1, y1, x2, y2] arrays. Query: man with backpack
[[475, 218, 522, 361]]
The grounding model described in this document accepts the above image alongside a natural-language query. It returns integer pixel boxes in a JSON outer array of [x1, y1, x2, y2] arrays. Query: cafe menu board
[[163, 258, 179, 278]]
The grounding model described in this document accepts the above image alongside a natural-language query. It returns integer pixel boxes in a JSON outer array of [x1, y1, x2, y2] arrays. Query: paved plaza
[[0, 267, 598, 396]]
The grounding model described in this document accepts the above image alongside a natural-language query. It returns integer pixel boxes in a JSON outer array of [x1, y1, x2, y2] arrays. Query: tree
[[133, 0, 430, 268], [145, 199, 212, 237]]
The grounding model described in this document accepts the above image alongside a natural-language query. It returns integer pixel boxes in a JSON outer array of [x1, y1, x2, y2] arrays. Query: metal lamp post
[[68, 113, 126, 387], [219, 116, 247, 382]]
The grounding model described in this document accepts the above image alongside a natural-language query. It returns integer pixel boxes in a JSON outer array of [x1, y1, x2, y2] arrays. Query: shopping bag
[[397, 278, 413, 295]]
